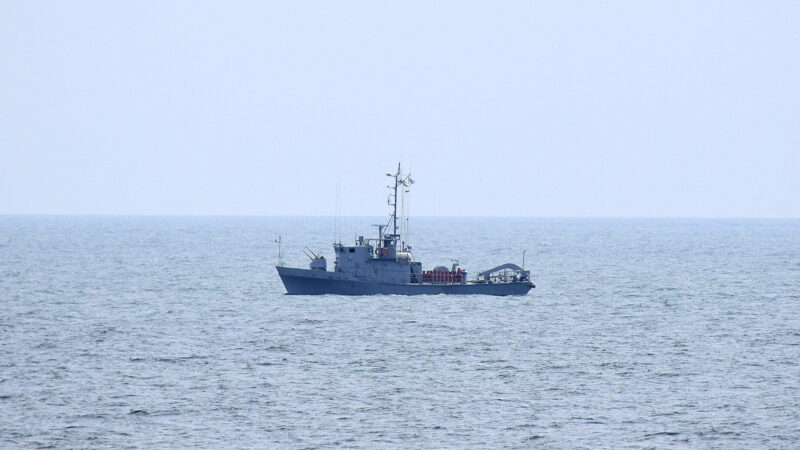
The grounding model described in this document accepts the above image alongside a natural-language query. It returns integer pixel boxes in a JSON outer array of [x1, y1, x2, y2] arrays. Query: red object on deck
[[422, 269, 462, 284]]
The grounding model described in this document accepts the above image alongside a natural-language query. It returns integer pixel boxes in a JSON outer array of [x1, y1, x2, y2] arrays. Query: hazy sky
[[2, 1, 798, 217]]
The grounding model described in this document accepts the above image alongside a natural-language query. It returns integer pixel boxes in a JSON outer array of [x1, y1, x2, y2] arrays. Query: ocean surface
[[1, 216, 798, 448]]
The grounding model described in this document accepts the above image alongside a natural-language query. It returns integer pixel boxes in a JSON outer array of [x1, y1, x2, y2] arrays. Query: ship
[[275, 164, 535, 296]]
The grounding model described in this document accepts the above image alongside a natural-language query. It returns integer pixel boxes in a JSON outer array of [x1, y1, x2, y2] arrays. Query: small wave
[[644, 431, 680, 438], [505, 424, 536, 431], [73, 413, 109, 420], [264, 345, 290, 352], [155, 355, 206, 363], [298, 318, 324, 324]]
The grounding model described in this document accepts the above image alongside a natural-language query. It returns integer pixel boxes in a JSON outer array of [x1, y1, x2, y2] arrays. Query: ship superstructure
[[276, 164, 534, 296]]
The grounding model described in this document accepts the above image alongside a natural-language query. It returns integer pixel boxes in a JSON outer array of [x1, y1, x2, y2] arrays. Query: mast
[[393, 162, 399, 236], [386, 162, 413, 243]]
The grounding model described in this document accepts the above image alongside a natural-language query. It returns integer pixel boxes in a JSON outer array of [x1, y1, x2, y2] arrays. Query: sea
[[1, 216, 798, 448]]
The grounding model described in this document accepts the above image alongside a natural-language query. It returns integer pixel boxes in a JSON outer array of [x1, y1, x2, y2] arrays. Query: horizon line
[[1, 213, 799, 220]]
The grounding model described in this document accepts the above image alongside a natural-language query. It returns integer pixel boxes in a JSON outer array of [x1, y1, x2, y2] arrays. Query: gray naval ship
[[276, 164, 534, 296]]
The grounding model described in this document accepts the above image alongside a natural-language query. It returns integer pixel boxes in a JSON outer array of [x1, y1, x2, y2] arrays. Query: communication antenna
[[400, 174, 405, 239], [404, 164, 412, 245], [522, 249, 526, 270], [335, 180, 341, 244]]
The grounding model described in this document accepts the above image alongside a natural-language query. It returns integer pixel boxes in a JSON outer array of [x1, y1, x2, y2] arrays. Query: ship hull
[[276, 266, 534, 296]]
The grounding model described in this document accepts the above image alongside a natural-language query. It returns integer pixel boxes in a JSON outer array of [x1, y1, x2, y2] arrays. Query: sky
[[1, 1, 798, 217]]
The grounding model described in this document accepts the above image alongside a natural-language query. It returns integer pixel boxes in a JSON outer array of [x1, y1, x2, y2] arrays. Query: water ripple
[[1, 216, 798, 447]]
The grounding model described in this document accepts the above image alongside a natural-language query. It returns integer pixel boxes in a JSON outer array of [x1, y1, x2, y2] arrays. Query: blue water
[[1, 216, 798, 448]]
